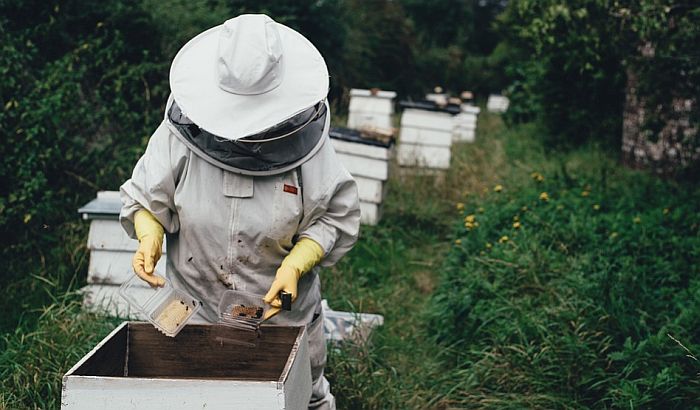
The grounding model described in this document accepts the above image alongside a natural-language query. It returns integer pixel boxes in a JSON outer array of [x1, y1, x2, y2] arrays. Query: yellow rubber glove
[[132, 209, 166, 288], [263, 237, 324, 320]]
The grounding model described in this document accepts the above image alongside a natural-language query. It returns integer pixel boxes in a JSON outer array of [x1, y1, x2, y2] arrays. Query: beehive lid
[[399, 100, 461, 115], [349, 88, 397, 99], [78, 191, 121, 220], [329, 127, 393, 148]]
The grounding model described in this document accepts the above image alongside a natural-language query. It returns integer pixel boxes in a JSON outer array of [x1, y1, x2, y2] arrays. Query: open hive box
[[61, 322, 311, 410]]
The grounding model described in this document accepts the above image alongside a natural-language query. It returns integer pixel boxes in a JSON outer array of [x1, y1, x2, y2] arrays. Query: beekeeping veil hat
[[166, 14, 330, 175]]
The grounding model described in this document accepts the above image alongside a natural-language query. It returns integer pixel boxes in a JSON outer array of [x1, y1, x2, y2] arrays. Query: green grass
[[2, 112, 698, 409]]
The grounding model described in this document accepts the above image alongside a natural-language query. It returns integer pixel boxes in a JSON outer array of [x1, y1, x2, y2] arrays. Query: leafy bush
[[429, 144, 700, 407]]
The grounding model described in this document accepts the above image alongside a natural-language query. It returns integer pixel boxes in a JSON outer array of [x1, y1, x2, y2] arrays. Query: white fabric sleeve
[[119, 121, 189, 238], [299, 166, 361, 268]]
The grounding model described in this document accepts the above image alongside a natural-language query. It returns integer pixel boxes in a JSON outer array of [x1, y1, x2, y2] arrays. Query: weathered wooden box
[[346, 88, 396, 130], [487, 94, 510, 113], [453, 104, 480, 143], [397, 102, 459, 170], [61, 322, 311, 410], [330, 127, 393, 226]]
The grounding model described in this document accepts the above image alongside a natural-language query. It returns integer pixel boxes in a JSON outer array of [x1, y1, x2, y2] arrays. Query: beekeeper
[[119, 14, 360, 410]]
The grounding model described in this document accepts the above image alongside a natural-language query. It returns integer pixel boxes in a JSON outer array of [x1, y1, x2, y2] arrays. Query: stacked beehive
[[330, 128, 392, 225], [347, 88, 396, 130], [78, 191, 166, 317], [397, 101, 460, 170], [453, 104, 480, 143], [487, 94, 510, 113]]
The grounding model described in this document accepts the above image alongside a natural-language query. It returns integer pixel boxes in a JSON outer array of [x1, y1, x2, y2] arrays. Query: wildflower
[[633, 216, 641, 224], [485, 242, 492, 249], [513, 215, 519, 222], [581, 191, 590, 197], [456, 202, 465, 211], [494, 184, 503, 193], [610, 232, 618, 239], [539, 192, 549, 202], [477, 207, 485, 214], [521, 206, 528, 212], [531, 172, 544, 182], [464, 214, 476, 223], [663, 208, 670, 215], [513, 221, 521, 229], [593, 204, 600, 211], [498, 235, 509, 244], [454, 239, 462, 245]]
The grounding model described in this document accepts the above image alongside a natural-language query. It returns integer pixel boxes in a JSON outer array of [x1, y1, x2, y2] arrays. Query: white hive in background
[[330, 127, 393, 226], [78, 191, 166, 317], [347, 88, 396, 130], [397, 101, 460, 170], [487, 94, 510, 113], [453, 104, 480, 143]]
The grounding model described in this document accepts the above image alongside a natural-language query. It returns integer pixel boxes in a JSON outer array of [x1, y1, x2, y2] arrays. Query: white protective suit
[[119, 101, 360, 409]]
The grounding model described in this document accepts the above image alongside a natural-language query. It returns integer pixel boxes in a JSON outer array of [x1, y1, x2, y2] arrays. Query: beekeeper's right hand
[[133, 209, 166, 287]]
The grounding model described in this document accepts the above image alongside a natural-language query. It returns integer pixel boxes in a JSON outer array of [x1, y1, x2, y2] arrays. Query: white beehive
[[397, 103, 458, 170], [347, 88, 396, 130], [330, 127, 393, 226], [453, 104, 480, 143], [487, 94, 510, 113], [78, 191, 166, 317], [61, 322, 312, 410]]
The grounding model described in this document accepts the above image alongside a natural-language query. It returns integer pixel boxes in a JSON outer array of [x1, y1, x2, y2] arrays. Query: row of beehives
[[330, 88, 501, 226]]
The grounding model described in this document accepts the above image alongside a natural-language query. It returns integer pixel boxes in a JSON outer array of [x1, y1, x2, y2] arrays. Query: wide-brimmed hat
[[169, 14, 329, 141]]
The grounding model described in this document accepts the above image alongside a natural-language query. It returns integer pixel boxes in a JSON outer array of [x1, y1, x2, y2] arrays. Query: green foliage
[[429, 126, 700, 407], [0, 293, 121, 409], [498, 0, 626, 147]]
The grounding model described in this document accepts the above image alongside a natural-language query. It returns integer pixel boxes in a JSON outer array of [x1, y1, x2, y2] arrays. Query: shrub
[[428, 155, 700, 407]]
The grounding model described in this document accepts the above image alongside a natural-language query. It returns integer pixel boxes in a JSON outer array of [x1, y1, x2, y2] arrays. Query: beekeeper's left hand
[[263, 237, 324, 320]]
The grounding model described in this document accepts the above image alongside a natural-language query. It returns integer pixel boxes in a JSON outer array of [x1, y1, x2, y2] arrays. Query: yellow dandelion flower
[[539, 192, 549, 202], [454, 239, 462, 245], [633, 216, 641, 224], [477, 207, 485, 213], [581, 191, 590, 197], [456, 202, 465, 211], [663, 208, 670, 215], [513, 215, 520, 222], [464, 214, 476, 223], [521, 206, 528, 212], [498, 235, 509, 244], [485, 242, 492, 249], [593, 204, 600, 211], [610, 232, 618, 239], [494, 184, 503, 193], [531, 172, 544, 182], [513, 221, 521, 229]]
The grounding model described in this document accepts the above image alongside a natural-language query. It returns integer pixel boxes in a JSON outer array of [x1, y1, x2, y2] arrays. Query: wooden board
[[397, 143, 451, 169], [331, 138, 393, 160], [88, 249, 166, 285], [88, 219, 166, 253], [400, 126, 453, 147], [400, 108, 454, 132], [355, 176, 386, 204], [360, 201, 383, 225], [349, 96, 394, 115], [62, 322, 311, 410], [347, 111, 393, 130], [336, 152, 389, 181], [349, 88, 397, 99]]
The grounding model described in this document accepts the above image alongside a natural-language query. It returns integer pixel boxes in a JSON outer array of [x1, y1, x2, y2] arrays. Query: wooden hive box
[[78, 191, 166, 317], [487, 94, 510, 113], [61, 322, 312, 410], [347, 88, 396, 130], [397, 102, 459, 170], [330, 127, 393, 226], [453, 105, 480, 143]]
